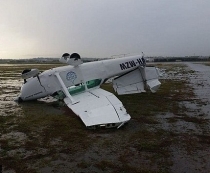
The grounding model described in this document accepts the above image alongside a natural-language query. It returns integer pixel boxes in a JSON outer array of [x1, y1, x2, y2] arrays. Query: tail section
[[112, 66, 161, 95], [144, 67, 161, 93]]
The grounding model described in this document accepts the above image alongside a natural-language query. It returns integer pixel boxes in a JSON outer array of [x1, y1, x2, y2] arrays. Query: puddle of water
[[185, 63, 210, 118]]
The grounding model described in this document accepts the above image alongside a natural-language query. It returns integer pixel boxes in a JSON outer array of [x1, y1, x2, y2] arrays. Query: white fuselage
[[19, 55, 145, 101]]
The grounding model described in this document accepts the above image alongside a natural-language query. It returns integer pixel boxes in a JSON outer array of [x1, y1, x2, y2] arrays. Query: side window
[[86, 79, 102, 89], [54, 79, 102, 98], [69, 84, 85, 95]]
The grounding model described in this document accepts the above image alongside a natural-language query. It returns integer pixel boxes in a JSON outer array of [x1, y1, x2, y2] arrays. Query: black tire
[[70, 53, 81, 60]]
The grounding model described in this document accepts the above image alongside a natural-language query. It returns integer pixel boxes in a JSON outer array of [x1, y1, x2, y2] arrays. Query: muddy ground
[[0, 62, 210, 173]]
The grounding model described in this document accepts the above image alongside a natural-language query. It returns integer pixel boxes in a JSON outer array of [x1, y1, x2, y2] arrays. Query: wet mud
[[0, 62, 210, 173]]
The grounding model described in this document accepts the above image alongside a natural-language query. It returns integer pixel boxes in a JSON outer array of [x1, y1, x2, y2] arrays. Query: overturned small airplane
[[16, 53, 161, 129]]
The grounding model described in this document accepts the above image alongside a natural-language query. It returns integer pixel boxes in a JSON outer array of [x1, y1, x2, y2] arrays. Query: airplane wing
[[113, 66, 161, 95], [54, 72, 130, 128], [64, 88, 131, 128]]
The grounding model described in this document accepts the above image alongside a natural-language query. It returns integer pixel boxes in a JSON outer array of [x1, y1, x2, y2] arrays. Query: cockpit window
[[68, 79, 102, 94], [69, 84, 85, 95], [52, 79, 102, 99], [86, 79, 102, 89]]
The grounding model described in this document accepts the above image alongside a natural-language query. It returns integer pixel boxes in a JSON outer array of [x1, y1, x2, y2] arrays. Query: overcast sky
[[1, 0, 210, 59]]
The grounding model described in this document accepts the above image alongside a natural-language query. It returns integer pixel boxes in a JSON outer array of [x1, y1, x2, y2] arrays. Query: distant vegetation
[[154, 56, 210, 62], [0, 56, 209, 64]]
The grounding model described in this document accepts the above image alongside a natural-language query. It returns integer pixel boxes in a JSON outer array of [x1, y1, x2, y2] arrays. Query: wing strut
[[55, 72, 77, 104]]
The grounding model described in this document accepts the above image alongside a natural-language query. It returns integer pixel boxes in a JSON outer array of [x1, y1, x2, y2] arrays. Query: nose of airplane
[[17, 77, 48, 101]]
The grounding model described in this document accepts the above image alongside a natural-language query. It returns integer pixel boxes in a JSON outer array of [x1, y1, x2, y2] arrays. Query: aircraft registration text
[[120, 58, 145, 70]]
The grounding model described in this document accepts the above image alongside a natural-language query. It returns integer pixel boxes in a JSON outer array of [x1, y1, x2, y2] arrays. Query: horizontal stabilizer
[[114, 83, 145, 95], [113, 69, 145, 95], [113, 67, 161, 95], [147, 79, 161, 93], [145, 67, 161, 93]]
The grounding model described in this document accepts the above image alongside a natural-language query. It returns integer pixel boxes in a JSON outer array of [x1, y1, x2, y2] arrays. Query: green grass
[[102, 78, 194, 119], [1, 63, 209, 172]]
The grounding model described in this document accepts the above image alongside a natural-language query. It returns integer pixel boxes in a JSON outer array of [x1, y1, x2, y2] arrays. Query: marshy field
[[0, 62, 210, 173]]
